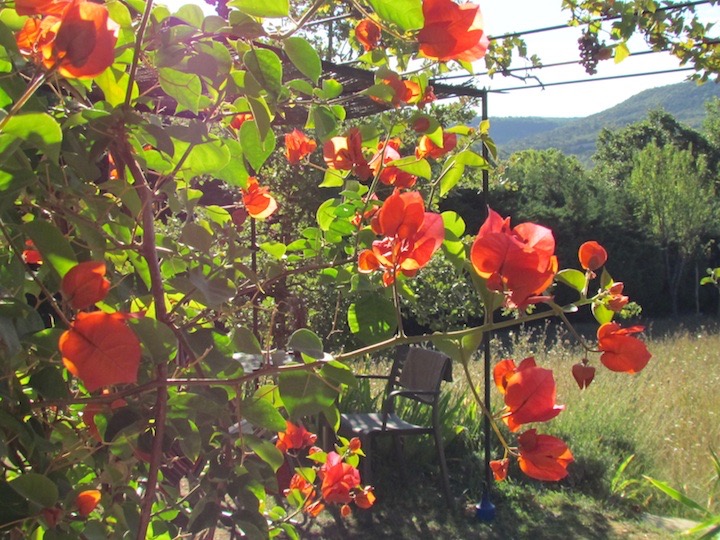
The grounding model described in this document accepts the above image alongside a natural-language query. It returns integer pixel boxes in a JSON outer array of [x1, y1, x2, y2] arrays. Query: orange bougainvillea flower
[[242, 177, 277, 220], [358, 190, 444, 286], [606, 282, 629, 312], [319, 452, 361, 505], [75, 489, 101, 517], [578, 241, 607, 271], [284, 473, 317, 509], [415, 132, 457, 160], [470, 207, 558, 309], [493, 357, 564, 432], [59, 311, 142, 392], [417, 85, 437, 108], [323, 128, 372, 181], [354, 486, 375, 509], [16, 15, 60, 67], [230, 112, 253, 130], [276, 421, 318, 453], [15, 0, 70, 16], [517, 429, 573, 481], [61, 261, 110, 310], [284, 129, 317, 165], [351, 193, 380, 228], [370, 72, 422, 108], [490, 459, 509, 481], [368, 140, 417, 188], [355, 18, 381, 51], [29, 0, 120, 79], [597, 322, 652, 373], [22, 239, 42, 265], [417, 0, 490, 63]]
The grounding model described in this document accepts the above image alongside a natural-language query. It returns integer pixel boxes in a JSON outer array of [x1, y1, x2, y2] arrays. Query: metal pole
[[476, 91, 496, 522]]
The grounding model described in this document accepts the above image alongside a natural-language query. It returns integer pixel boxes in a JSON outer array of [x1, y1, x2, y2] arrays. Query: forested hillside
[[489, 81, 720, 162]]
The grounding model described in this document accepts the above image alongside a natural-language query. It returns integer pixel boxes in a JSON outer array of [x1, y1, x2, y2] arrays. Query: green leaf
[[278, 371, 338, 420], [441, 211, 465, 239], [158, 68, 202, 114], [0, 113, 62, 163], [457, 149, 489, 168], [233, 327, 262, 355], [287, 79, 314, 96], [29, 366, 69, 400], [244, 49, 283, 99], [242, 395, 287, 432], [287, 328, 323, 359], [259, 241, 286, 260], [180, 222, 213, 251], [556, 269, 587, 293], [174, 4, 205, 27], [316, 198, 338, 231], [311, 105, 339, 142], [187, 269, 235, 309], [0, 481, 30, 527], [318, 79, 343, 100], [215, 138, 249, 186], [24, 220, 77, 277], [347, 294, 397, 344], [129, 318, 177, 363], [320, 360, 356, 388], [644, 476, 709, 515], [614, 42, 630, 63], [283, 37, 322, 84], [368, 0, 424, 31], [591, 301, 614, 325], [389, 156, 432, 179], [95, 66, 138, 106], [245, 434, 285, 472], [247, 96, 273, 141], [439, 157, 465, 197], [175, 419, 202, 461], [240, 121, 276, 172], [229, 0, 288, 17], [9, 473, 59, 508]]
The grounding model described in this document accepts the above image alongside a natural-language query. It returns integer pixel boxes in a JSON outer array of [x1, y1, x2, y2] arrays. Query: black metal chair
[[339, 346, 453, 504]]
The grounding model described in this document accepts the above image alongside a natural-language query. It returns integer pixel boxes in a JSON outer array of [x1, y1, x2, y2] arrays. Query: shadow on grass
[[300, 455, 642, 540]]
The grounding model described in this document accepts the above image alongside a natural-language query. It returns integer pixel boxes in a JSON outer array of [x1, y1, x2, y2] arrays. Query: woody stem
[[459, 348, 511, 453], [112, 138, 169, 540], [0, 70, 49, 132], [125, 0, 154, 108]]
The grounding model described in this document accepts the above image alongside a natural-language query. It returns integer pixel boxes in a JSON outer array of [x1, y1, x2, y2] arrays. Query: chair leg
[[392, 433, 406, 482], [433, 429, 452, 507]]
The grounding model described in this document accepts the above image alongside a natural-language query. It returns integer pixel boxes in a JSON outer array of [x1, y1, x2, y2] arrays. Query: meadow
[[306, 317, 720, 538]]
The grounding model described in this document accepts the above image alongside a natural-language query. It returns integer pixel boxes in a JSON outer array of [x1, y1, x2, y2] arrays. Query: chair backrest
[[392, 347, 452, 405]]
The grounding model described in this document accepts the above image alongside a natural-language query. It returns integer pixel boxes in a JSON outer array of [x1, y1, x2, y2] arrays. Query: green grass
[[321, 317, 720, 537]]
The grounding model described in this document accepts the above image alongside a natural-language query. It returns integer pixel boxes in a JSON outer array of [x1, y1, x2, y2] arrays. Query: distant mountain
[[487, 81, 720, 164]]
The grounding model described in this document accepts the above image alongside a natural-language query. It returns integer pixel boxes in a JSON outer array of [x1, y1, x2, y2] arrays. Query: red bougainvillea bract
[[597, 322, 652, 373], [59, 311, 142, 392], [471, 208, 558, 309], [417, 0, 490, 62], [358, 190, 444, 286]]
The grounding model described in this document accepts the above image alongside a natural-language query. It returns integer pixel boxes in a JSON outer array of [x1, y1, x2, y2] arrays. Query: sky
[[473, 1, 720, 118], [160, 0, 719, 118]]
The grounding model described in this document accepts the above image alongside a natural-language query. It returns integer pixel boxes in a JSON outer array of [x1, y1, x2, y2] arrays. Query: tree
[[628, 142, 719, 314], [594, 110, 720, 187]]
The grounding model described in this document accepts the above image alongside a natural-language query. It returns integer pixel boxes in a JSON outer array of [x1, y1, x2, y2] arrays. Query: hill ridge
[[489, 81, 720, 163]]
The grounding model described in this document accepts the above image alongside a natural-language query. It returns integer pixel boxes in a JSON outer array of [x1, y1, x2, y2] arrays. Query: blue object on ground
[[475, 492, 496, 522]]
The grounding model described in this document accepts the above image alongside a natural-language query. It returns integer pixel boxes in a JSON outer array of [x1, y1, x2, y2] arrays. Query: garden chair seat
[[339, 346, 453, 505]]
